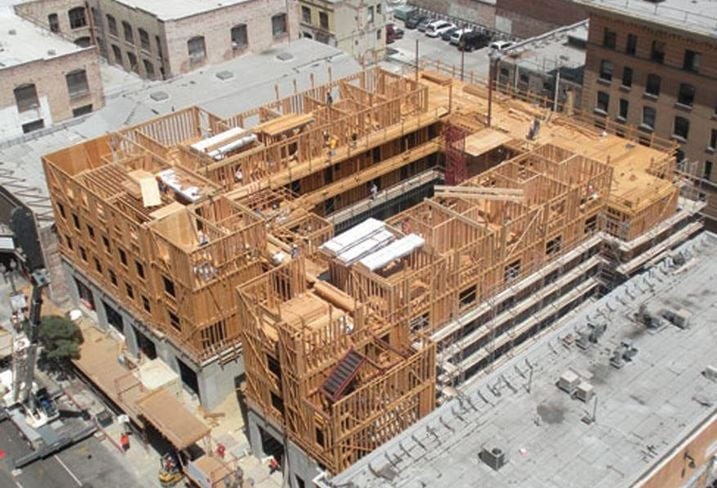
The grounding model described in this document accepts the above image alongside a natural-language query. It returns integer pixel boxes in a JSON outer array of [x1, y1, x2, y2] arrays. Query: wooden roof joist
[[435, 185, 525, 202]]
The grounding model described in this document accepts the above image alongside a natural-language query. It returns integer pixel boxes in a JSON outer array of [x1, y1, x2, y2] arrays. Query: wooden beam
[[435, 185, 524, 202]]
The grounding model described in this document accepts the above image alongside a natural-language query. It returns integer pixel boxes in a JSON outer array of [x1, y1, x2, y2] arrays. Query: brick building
[[299, 0, 387, 64], [89, 0, 298, 79], [407, 0, 496, 28], [13, 0, 93, 46], [495, 0, 586, 37], [580, 0, 717, 226], [0, 11, 104, 140]]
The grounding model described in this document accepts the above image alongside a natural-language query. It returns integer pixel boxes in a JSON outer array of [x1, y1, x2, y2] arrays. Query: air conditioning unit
[[575, 381, 594, 403], [479, 447, 507, 470], [557, 370, 580, 394]]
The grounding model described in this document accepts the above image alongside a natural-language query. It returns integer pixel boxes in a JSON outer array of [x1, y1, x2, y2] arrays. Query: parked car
[[386, 23, 404, 43], [404, 14, 426, 30], [441, 27, 460, 41], [449, 28, 471, 46], [490, 40, 515, 51], [416, 17, 434, 32], [392, 5, 417, 22], [426, 20, 455, 38], [459, 31, 492, 51]]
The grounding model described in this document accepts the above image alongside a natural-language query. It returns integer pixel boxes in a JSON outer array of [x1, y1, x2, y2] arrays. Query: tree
[[37, 315, 83, 372]]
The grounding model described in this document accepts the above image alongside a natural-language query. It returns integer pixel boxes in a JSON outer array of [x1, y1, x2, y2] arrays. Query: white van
[[449, 28, 471, 46], [426, 20, 454, 38], [490, 40, 514, 51]]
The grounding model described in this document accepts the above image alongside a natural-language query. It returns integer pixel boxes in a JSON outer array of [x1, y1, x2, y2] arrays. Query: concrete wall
[[62, 260, 243, 410], [0, 48, 104, 140], [408, 0, 495, 27], [246, 408, 324, 487], [495, 0, 585, 37]]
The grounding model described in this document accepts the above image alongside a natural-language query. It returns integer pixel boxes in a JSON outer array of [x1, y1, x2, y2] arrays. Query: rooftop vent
[[703, 366, 717, 382], [47, 49, 56, 56], [634, 304, 662, 329], [276, 52, 294, 61], [659, 308, 690, 329], [215, 70, 233, 81], [479, 447, 507, 470], [8, 29, 16, 35], [150, 91, 169, 102]]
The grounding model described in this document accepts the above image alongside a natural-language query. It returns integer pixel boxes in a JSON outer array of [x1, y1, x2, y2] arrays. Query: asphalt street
[[0, 420, 142, 488]]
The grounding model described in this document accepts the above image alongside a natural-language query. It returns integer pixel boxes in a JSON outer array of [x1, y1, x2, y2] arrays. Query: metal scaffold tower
[[443, 123, 468, 185]]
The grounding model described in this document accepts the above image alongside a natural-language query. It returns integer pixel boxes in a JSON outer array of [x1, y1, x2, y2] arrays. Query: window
[[142, 296, 151, 313], [168, 310, 181, 331], [79, 246, 88, 261], [72, 213, 80, 229], [143, 60, 155, 78], [68, 7, 87, 29], [376, 28, 381, 40], [93, 257, 102, 274], [48, 13, 60, 33], [710, 129, 717, 150], [111, 44, 122, 64], [106, 14, 117, 36], [301, 5, 311, 23], [603, 28, 616, 49], [626, 33, 637, 55], [57, 202, 66, 219], [704, 160, 713, 180], [673, 116, 690, 140], [125, 283, 134, 300], [546, 235, 562, 256], [645, 74, 660, 96], [231, 24, 248, 50], [127, 52, 138, 72], [187, 36, 206, 62], [367, 5, 374, 23], [319, 11, 329, 29], [272, 13, 288, 37], [683, 50, 700, 73], [86, 224, 95, 239], [642, 106, 656, 130], [137, 27, 151, 51], [163, 276, 176, 297], [598, 60, 613, 81], [596, 91, 609, 113], [72, 104, 93, 117], [618, 99, 629, 120], [135, 260, 145, 279], [109, 269, 117, 286], [677, 83, 695, 107], [650, 40, 665, 63], [118, 248, 127, 266], [66, 69, 89, 98], [14, 84, 39, 112], [102, 235, 111, 252], [122, 21, 133, 43], [65, 234, 73, 250], [622, 66, 633, 87], [22, 120, 44, 133]]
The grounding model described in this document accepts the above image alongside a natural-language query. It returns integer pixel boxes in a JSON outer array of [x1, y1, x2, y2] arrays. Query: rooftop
[[504, 21, 587, 80], [330, 231, 717, 488], [0, 40, 359, 223], [578, 0, 717, 38], [113, 0, 252, 21], [0, 7, 86, 69]]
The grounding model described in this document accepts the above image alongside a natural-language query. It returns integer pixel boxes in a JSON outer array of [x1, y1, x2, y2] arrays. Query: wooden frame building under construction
[[43, 64, 705, 484]]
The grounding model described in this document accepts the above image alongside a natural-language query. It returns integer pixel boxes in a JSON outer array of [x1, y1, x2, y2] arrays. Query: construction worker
[[120, 432, 130, 452], [369, 182, 379, 200], [268, 457, 280, 474]]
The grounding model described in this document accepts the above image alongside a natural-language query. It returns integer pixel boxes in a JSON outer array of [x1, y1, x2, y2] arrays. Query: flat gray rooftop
[[331, 231, 717, 488], [505, 21, 587, 79], [114, 0, 252, 21], [578, 0, 717, 38], [0, 7, 85, 68], [0, 39, 359, 223]]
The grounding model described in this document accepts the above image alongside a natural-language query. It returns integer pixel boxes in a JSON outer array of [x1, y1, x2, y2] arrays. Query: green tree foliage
[[38, 315, 83, 365]]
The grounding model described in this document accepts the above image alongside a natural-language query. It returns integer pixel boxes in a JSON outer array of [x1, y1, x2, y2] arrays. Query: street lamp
[[487, 50, 503, 128]]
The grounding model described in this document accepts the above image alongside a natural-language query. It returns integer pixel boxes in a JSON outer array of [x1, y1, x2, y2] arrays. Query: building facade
[[90, 0, 298, 79], [0, 14, 104, 140], [14, 0, 93, 46], [580, 0, 717, 226], [495, 0, 586, 38], [299, 0, 387, 64]]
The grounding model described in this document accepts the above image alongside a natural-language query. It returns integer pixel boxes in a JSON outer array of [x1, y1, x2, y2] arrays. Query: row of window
[[47, 7, 87, 33], [596, 91, 717, 146], [598, 61, 699, 107], [13, 70, 90, 112], [110, 44, 158, 77], [602, 27, 701, 73]]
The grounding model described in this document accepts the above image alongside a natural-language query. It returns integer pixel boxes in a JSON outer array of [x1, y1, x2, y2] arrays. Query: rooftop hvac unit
[[575, 381, 594, 403], [660, 308, 690, 329], [702, 366, 717, 382], [575, 329, 590, 350], [557, 370, 580, 394], [479, 447, 507, 470], [610, 349, 625, 369]]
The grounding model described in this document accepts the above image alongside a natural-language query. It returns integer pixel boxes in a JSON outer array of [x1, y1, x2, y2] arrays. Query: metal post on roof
[[592, 394, 598, 423]]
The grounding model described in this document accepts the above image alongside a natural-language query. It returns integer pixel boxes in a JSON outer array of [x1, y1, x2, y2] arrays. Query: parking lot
[[385, 22, 494, 80]]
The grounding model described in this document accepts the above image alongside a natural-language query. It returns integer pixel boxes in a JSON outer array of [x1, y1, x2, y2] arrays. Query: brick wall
[[14, 0, 92, 43], [495, 0, 585, 37], [407, 0, 495, 27]]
